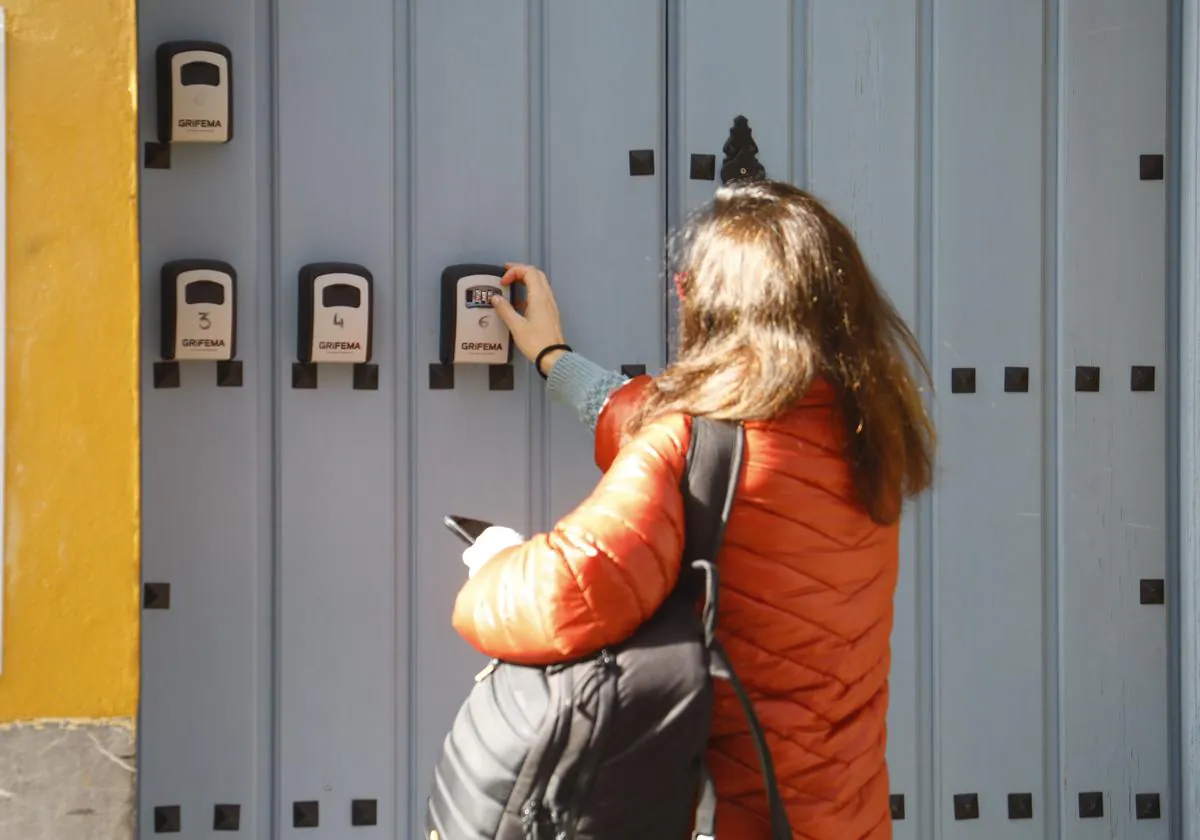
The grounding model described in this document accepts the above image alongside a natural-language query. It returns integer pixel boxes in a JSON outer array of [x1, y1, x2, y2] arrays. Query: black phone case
[[444, 515, 493, 545]]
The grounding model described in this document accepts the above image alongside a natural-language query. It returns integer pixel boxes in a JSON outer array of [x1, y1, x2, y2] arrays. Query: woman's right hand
[[489, 263, 570, 376]]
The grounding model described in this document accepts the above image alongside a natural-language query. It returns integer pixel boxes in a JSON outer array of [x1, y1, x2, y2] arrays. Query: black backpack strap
[[683, 417, 794, 840], [680, 416, 741, 643], [707, 642, 792, 838]]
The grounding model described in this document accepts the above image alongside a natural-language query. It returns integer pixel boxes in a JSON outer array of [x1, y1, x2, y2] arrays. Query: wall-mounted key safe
[[294, 262, 378, 391], [438, 264, 513, 366], [161, 259, 237, 360], [153, 259, 241, 389], [155, 41, 233, 145], [430, 264, 515, 392]]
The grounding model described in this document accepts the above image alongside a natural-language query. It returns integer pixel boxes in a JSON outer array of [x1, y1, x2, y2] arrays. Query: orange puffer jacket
[[452, 375, 898, 840]]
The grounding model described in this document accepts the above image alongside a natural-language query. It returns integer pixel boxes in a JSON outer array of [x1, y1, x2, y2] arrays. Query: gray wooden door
[[137, 2, 1175, 838]]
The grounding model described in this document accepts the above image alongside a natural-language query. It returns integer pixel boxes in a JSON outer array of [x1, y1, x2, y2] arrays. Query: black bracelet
[[534, 343, 573, 379]]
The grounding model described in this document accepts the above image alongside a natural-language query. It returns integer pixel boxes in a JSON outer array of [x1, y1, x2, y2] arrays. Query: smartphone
[[443, 514, 493, 546]]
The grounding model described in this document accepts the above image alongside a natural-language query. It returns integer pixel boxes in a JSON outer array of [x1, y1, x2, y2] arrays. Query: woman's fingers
[[489, 293, 523, 331], [500, 263, 532, 286], [501, 263, 550, 295], [493, 264, 565, 365]]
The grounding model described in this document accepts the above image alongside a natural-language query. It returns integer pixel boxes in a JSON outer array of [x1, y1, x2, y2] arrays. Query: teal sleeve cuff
[[545, 352, 629, 432]]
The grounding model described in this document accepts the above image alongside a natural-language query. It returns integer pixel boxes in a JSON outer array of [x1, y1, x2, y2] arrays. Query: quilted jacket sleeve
[[451, 402, 690, 665], [593, 374, 656, 471]]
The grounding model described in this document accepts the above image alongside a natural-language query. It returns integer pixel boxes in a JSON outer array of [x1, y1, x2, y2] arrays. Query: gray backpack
[[426, 418, 793, 839]]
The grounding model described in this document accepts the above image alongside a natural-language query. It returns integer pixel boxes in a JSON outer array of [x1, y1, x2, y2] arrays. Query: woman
[[451, 179, 935, 840]]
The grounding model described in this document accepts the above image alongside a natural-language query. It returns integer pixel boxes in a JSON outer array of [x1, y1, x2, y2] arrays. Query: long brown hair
[[630, 179, 935, 524]]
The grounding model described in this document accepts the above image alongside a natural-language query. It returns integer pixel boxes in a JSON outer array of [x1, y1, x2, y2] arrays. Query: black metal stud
[[214, 804, 241, 832], [293, 801, 319, 829], [1140, 578, 1165, 605], [353, 363, 379, 391], [292, 362, 318, 389], [1140, 154, 1165, 181], [1008, 793, 1033, 820], [489, 364, 515, 391], [1078, 791, 1104, 819], [1131, 365, 1156, 392], [216, 360, 243, 388], [351, 799, 378, 827], [950, 367, 976, 394], [628, 149, 655, 177], [621, 363, 647, 378], [720, 115, 766, 185], [154, 805, 181, 833], [690, 154, 716, 181], [1004, 366, 1030, 393], [144, 142, 172, 170], [1075, 366, 1100, 392], [1135, 792, 1161, 820], [143, 583, 171, 610], [889, 794, 905, 820], [153, 361, 181, 389], [428, 362, 455, 390], [952, 793, 979, 820]]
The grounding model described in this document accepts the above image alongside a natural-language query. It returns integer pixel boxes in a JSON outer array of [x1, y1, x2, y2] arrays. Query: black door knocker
[[720, 115, 766, 185]]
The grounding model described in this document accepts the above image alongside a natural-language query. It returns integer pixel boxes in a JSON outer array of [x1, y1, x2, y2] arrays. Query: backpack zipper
[[474, 658, 500, 682], [559, 650, 620, 836], [521, 667, 576, 840], [520, 800, 548, 840]]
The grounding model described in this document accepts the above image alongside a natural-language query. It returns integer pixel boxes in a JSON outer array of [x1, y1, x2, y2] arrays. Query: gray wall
[[137, 1, 1176, 838]]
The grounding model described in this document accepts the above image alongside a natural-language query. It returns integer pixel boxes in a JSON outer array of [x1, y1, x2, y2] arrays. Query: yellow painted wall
[[0, 0, 140, 720]]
